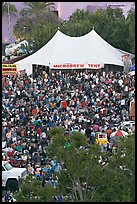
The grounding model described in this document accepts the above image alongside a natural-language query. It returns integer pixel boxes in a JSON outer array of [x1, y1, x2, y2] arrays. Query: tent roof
[[116, 48, 135, 59], [15, 29, 125, 67]]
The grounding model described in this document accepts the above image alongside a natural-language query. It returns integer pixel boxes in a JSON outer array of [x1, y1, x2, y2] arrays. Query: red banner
[[50, 63, 103, 69]]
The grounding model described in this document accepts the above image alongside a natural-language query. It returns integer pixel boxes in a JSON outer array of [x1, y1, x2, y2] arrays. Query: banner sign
[[50, 63, 104, 69], [2, 64, 17, 76]]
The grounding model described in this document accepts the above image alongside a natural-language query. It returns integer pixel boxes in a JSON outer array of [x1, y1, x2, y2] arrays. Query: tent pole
[[49, 63, 51, 76]]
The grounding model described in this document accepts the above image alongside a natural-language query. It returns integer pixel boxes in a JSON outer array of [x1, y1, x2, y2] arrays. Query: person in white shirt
[[22, 152, 27, 161], [118, 79, 123, 86]]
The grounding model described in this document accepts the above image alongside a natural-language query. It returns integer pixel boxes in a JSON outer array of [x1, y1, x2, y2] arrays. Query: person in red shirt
[[61, 100, 67, 112], [21, 129, 25, 137], [8, 89, 12, 96], [30, 124, 35, 129], [103, 108, 106, 115], [8, 122, 12, 129], [4, 80, 8, 87], [106, 128, 112, 136], [82, 100, 87, 107], [32, 109, 38, 115], [36, 127, 42, 136]]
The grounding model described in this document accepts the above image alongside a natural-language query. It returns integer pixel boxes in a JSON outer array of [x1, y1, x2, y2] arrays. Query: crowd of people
[[2, 68, 135, 201]]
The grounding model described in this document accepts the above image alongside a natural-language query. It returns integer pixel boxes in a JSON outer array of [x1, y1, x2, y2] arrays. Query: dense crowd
[[2, 69, 135, 201]]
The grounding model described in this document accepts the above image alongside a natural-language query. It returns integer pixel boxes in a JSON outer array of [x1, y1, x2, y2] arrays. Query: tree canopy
[[2, 2, 17, 17], [20, 2, 55, 18], [14, 128, 135, 202], [13, 5, 135, 54]]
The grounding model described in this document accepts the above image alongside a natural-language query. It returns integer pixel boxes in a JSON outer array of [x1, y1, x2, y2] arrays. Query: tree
[[93, 134, 135, 202], [13, 5, 134, 55], [2, 2, 17, 17], [46, 128, 110, 201], [13, 2, 61, 52], [14, 175, 60, 202], [13, 16, 33, 41], [2, 2, 18, 43], [20, 2, 55, 18], [61, 9, 93, 37], [103, 6, 130, 52], [43, 129, 135, 202], [28, 17, 60, 52], [106, 6, 125, 20], [61, 7, 132, 52], [14, 128, 135, 202], [126, 7, 135, 54]]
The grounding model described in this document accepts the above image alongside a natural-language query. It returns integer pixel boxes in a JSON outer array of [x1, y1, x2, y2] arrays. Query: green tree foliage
[[13, 16, 33, 41], [126, 7, 135, 54], [94, 135, 135, 202], [39, 127, 106, 202], [61, 9, 93, 37], [71, 131, 87, 148], [30, 21, 59, 52], [20, 2, 55, 17], [103, 6, 130, 52], [106, 6, 125, 20], [13, 5, 134, 58], [61, 7, 132, 53], [47, 128, 135, 202], [13, 2, 61, 52], [14, 129, 135, 202], [2, 2, 17, 17], [14, 175, 60, 202]]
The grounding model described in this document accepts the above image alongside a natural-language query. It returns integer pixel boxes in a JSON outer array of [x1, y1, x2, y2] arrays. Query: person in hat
[[27, 163, 34, 174]]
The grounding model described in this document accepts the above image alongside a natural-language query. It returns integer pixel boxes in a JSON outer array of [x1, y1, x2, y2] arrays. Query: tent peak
[[92, 26, 94, 30], [57, 27, 60, 30]]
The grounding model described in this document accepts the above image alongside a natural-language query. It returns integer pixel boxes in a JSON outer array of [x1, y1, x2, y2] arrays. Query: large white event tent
[[15, 28, 125, 75]]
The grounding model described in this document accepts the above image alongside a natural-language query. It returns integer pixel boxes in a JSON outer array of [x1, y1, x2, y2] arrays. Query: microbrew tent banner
[[15, 28, 126, 75]]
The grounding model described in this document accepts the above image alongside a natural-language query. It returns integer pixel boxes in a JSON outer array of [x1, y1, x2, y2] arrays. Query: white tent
[[15, 28, 125, 75]]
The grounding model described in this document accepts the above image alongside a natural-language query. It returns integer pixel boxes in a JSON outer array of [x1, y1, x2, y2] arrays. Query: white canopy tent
[[15, 28, 125, 75]]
